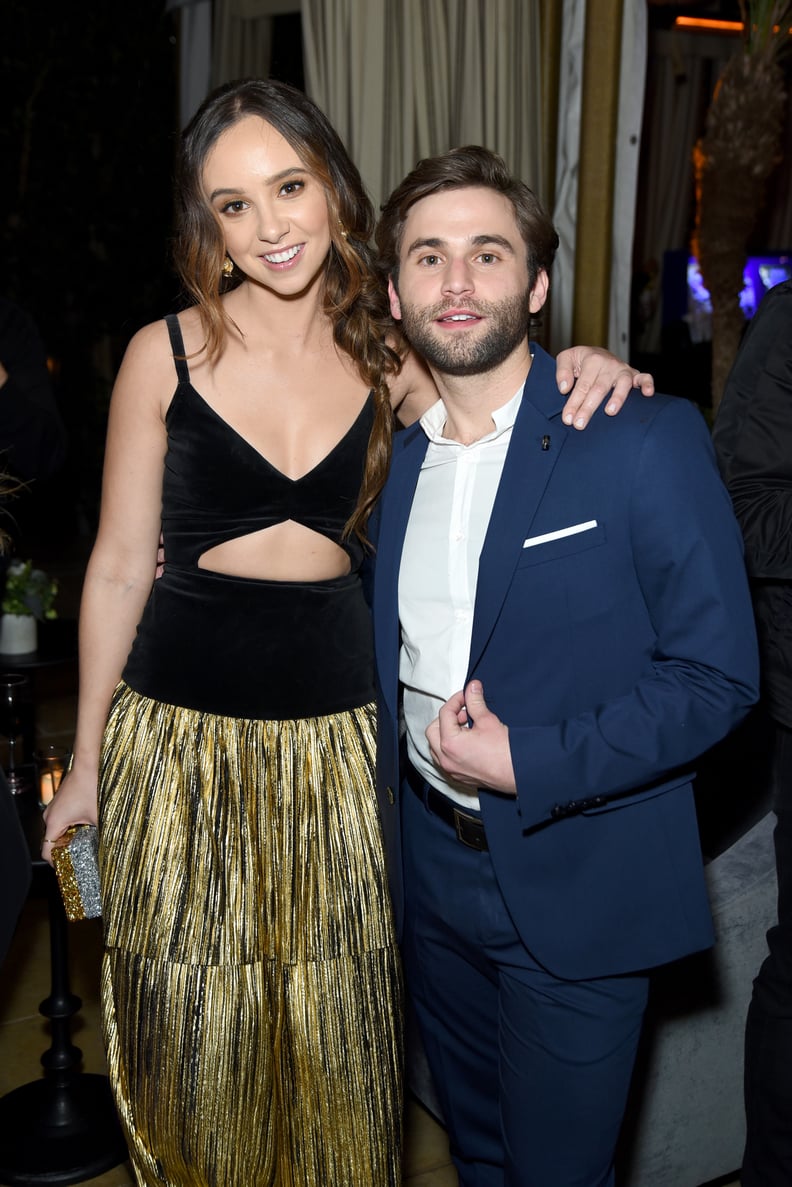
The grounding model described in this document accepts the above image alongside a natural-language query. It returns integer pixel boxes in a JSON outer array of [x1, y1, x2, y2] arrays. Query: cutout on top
[[198, 521, 352, 583]]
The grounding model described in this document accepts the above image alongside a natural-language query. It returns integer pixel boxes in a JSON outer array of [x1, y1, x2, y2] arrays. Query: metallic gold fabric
[[98, 683, 403, 1186]]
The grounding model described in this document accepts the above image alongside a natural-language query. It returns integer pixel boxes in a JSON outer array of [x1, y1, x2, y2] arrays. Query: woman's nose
[[256, 207, 289, 244]]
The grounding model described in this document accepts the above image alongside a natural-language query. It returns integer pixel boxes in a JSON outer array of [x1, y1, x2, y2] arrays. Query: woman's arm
[[42, 321, 172, 860]]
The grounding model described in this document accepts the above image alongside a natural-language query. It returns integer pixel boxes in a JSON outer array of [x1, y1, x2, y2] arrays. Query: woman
[[42, 79, 651, 1185]]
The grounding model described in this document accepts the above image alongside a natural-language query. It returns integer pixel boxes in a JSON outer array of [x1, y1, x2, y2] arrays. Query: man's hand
[[426, 680, 517, 795], [556, 346, 655, 430]]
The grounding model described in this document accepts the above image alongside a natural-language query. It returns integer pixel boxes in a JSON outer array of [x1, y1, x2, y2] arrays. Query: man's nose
[[442, 258, 474, 296]]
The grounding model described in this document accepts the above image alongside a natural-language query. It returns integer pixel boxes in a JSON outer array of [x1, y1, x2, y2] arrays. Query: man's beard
[[397, 290, 531, 377]]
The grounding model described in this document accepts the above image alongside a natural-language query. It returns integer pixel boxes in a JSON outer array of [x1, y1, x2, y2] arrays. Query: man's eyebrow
[[470, 234, 516, 254], [209, 167, 306, 202], [405, 234, 517, 256], [405, 237, 446, 255]]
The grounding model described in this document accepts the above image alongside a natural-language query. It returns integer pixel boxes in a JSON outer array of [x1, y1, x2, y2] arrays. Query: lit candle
[[38, 751, 66, 805]]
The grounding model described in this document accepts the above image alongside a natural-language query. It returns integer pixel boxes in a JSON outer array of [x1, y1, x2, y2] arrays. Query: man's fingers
[[463, 680, 485, 707], [437, 690, 466, 729], [425, 718, 439, 764]]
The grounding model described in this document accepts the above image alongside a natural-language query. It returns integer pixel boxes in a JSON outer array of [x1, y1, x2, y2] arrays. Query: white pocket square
[[523, 520, 598, 548]]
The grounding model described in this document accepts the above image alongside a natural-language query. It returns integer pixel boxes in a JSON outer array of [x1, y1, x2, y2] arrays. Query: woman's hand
[[556, 346, 655, 429], [41, 764, 98, 867]]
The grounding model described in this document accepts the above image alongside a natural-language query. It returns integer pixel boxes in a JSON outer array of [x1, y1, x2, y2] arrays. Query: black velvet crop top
[[161, 314, 373, 573]]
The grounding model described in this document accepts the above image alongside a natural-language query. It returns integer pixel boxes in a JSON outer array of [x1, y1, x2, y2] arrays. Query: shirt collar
[[420, 379, 526, 446]]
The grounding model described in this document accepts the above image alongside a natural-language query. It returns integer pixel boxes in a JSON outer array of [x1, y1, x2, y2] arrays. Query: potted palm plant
[[0, 560, 58, 654]]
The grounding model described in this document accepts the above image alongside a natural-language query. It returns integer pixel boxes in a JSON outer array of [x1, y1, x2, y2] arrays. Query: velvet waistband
[[122, 565, 375, 720]]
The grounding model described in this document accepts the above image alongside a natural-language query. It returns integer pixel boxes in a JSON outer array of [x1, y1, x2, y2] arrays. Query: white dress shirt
[[399, 384, 524, 809]]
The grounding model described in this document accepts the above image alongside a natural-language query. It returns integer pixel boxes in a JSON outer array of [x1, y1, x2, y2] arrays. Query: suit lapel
[[373, 424, 427, 723], [468, 347, 566, 675]]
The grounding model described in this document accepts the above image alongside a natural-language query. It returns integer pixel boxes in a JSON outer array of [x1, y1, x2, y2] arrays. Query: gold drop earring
[[222, 256, 235, 277]]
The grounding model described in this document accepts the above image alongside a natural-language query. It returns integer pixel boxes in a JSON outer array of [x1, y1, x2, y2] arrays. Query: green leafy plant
[[2, 560, 58, 620]]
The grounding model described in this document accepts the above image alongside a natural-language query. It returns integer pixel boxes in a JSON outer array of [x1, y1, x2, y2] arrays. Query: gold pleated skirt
[[98, 683, 403, 1187]]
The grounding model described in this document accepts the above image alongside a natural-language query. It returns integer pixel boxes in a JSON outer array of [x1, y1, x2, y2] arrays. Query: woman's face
[[202, 115, 333, 297]]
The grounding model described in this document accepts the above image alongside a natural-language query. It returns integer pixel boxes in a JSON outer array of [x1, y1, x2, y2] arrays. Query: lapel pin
[[541, 435, 551, 451]]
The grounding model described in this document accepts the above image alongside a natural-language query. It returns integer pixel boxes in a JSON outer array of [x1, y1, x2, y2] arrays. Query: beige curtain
[[608, 1, 647, 359], [549, 0, 648, 354], [208, 0, 653, 356], [166, 0, 213, 126], [212, 0, 301, 89], [632, 28, 731, 355], [548, 0, 585, 353], [301, 0, 543, 214]]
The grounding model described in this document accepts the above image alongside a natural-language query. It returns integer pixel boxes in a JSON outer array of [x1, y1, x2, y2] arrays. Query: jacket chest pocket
[[512, 521, 632, 625], [516, 520, 607, 568]]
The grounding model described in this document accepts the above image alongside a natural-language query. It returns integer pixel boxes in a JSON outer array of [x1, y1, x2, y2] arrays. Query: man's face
[[388, 186, 548, 377]]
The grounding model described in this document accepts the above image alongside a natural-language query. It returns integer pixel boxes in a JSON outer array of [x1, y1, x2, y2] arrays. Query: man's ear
[[528, 269, 549, 315], [388, 276, 402, 321]]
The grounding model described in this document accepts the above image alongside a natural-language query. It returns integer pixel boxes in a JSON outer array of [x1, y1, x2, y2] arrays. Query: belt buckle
[[453, 807, 485, 851]]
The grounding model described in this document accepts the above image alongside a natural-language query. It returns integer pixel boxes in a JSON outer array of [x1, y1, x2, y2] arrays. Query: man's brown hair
[[376, 145, 558, 290]]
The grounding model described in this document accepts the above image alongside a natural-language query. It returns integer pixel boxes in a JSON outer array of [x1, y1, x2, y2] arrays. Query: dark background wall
[[1, 2, 305, 545], [2, 1, 179, 542]]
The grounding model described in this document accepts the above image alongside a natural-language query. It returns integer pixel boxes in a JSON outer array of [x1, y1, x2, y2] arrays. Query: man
[[713, 279, 792, 1187], [371, 146, 760, 1186]]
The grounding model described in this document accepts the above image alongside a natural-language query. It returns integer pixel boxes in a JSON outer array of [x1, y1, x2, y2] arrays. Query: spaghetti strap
[[164, 314, 190, 386]]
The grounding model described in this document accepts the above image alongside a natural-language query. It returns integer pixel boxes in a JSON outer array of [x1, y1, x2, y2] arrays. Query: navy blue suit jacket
[[373, 345, 760, 981]]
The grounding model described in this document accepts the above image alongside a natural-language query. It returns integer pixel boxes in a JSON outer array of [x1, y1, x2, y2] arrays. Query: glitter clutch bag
[[51, 825, 102, 921]]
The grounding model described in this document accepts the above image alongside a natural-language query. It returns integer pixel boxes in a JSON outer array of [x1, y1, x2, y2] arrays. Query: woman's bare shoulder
[[113, 317, 184, 416], [116, 319, 166, 376], [169, 305, 207, 353]]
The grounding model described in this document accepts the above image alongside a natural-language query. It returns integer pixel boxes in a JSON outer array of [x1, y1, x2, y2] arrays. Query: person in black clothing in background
[[713, 278, 792, 1187], [0, 296, 66, 485], [0, 296, 67, 559]]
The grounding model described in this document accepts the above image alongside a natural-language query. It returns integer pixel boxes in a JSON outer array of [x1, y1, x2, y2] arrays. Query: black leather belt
[[407, 767, 488, 851]]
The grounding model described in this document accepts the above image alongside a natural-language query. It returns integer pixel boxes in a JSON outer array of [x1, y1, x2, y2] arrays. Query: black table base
[[0, 1074, 127, 1186], [0, 790, 128, 1185]]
